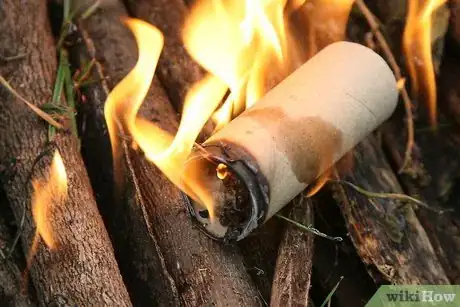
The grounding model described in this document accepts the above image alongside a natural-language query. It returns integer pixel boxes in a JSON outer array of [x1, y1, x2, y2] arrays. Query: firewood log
[[71, 1, 261, 305], [333, 136, 450, 284], [270, 195, 314, 307], [0, 0, 132, 305]]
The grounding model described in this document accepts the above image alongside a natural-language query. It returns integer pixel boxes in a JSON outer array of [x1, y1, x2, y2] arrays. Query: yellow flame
[[403, 0, 446, 127], [298, 0, 355, 58], [104, 18, 222, 219], [183, 0, 297, 131], [31, 150, 68, 250], [106, 1, 357, 222]]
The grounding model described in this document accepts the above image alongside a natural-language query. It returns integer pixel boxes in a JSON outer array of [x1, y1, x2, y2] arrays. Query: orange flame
[[403, 0, 446, 127], [104, 18, 221, 219], [183, 0, 300, 131], [31, 150, 68, 250], [24, 150, 68, 287], [106, 1, 356, 221], [295, 0, 354, 58]]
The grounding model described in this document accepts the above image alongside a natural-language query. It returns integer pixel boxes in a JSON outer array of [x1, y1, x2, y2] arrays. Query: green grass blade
[[52, 50, 66, 105], [62, 52, 78, 138]]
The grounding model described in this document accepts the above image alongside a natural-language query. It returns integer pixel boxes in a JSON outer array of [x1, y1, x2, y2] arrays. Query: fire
[[104, 18, 220, 219], [403, 0, 446, 127], [296, 0, 355, 58], [31, 150, 68, 250], [183, 0, 299, 130], [25, 149, 68, 286], [105, 1, 356, 221]]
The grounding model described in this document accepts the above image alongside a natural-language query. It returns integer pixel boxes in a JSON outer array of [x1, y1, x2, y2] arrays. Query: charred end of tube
[[183, 143, 269, 242]]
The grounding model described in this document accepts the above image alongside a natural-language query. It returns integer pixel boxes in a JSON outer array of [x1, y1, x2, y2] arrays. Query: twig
[[275, 214, 343, 242], [0, 75, 64, 129], [334, 179, 452, 215], [355, 0, 415, 174]]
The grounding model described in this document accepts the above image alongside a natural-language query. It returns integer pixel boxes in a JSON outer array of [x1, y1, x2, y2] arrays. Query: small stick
[[355, 0, 415, 173]]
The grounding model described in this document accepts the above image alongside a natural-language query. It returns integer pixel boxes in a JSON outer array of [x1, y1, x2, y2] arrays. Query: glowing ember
[[403, 0, 447, 127], [216, 163, 229, 180], [31, 150, 68, 250]]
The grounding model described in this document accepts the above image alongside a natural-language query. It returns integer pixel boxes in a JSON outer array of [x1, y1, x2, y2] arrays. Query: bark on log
[[270, 194, 314, 307], [72, 3, 184, 305], [366, 0, 460, 284], [124, 0, 205, 111], [380, 51, 460, 284], [0, 191, 36, 307], [382, 119, 460, 284], [72, 2, 261, 305], [0, 0, 132, 305], [333, 136, 450, 284]]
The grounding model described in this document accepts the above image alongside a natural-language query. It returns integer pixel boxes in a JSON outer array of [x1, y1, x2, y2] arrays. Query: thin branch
[[355, 0, 415, 174], [275, 214, 343, 242], [0, 75, 64, 129]]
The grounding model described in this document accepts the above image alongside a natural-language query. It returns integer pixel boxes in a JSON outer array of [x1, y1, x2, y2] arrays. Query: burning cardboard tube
[[184, 42, 398, 241]]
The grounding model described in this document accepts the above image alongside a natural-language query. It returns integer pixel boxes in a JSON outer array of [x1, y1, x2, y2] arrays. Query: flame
[[104, 18, 221, 219], [403, 0, 446, 127], [294, 0, 354, 58], [31, 150, 68, 250], [183, 0, 299, 130], [24, 149, 68, 287], [106, 1, 356, 222]]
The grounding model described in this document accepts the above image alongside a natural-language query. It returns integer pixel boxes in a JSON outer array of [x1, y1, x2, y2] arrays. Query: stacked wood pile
[[0, 0, 458, 306]]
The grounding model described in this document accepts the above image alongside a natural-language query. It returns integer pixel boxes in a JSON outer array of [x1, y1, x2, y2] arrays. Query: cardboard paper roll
[[185, 42, 398, 241]]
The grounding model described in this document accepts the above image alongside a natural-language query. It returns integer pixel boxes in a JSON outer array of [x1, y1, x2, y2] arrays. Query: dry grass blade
[[0, 53, 28, 61], [81, 0, 101, 20], [275, 213, 343, 242], [355, 0, 415, 173], [0, 75, 64, 129], [334, 179, 451, 214]]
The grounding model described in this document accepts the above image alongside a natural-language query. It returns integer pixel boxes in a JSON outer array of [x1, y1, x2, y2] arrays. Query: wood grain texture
[[271, 195, 314, 307], [334, 136, 449, 284], [0, 1, 131, 305]]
